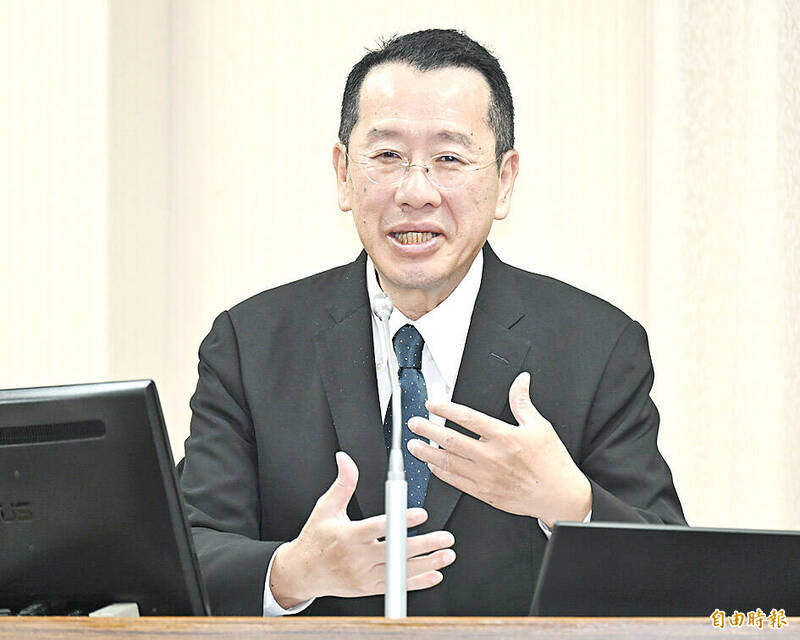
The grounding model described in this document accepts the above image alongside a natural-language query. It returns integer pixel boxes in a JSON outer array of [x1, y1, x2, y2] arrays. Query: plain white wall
[[1, 1, 108, 387]]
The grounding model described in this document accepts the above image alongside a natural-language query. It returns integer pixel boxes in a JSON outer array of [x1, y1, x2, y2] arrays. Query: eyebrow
[[365, 128, 477, 151]]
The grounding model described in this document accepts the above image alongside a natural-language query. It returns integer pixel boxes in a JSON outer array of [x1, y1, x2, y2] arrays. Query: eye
[[371, 150, 404, 163], [435, 154, 467, 165]]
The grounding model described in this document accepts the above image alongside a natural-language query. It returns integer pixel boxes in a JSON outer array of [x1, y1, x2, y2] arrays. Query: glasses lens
[[361, 156, 473, 188], [430, 163, 466, 189], [365, 159, 406, 186]]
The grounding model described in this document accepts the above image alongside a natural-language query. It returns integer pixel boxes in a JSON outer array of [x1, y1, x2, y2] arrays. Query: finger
[[424, 398, 505, 439], [407, 571, 443, 591], [368, 550, 455, 589], [407, 439, 474, 478], [351, 507, 428, 540], [428, 462, 479, 496], [374, 571, 443, 593], [406, 548, 456, 577], [405, 531, 455, 559], [373, 530, 455, 560], [315, 451, 358, 517], [407, 417, 481, 460], [508, 371, 540, 427]]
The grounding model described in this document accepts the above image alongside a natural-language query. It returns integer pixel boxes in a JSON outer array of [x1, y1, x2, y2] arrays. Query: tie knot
[[393, 324, 424, 369]]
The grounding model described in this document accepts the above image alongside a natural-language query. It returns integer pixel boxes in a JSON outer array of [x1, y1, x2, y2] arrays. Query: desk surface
[[1, 617, 793, 639]]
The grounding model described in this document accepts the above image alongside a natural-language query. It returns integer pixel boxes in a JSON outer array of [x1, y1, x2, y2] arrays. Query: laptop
[[530, 521, 799, 616]]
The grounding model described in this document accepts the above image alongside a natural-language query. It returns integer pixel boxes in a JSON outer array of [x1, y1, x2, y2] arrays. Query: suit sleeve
[[580, 320, 686, 525], [180, 310, 282, 615]]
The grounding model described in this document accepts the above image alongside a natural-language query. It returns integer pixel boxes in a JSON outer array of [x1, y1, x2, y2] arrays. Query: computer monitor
[[530, 521, 799, 616], [0, 380, 209, 615]]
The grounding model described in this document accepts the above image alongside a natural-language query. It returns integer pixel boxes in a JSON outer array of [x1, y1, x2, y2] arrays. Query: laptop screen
[[531, 521, 799, 616]]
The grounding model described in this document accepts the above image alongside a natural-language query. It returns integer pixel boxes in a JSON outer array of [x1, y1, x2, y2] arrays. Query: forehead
[[353, 63, 493, 148]]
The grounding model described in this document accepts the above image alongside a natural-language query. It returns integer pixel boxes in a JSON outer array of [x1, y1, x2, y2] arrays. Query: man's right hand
[[269, 451, 456, 608]]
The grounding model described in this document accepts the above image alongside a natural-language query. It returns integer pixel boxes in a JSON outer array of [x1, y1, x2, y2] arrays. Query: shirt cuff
[[537, 509, 592, 540], [262, 543, 315, 616]]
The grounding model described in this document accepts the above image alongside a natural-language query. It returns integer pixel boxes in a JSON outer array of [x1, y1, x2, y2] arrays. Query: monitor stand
[[89, 603, 140, 617]]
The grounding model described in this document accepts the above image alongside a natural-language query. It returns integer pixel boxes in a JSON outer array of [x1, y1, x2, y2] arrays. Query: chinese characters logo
[[710, 608, 788, 630]]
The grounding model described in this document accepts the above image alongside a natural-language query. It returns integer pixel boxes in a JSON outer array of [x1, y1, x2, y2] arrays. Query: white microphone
[[371, 292, 407, 619]]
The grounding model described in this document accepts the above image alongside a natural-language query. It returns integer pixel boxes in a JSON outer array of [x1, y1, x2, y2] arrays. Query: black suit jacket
[[180, 243, 685, 616]]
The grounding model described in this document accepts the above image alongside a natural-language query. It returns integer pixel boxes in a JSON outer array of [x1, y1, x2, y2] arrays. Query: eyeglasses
[[347, 150, 500, 189]]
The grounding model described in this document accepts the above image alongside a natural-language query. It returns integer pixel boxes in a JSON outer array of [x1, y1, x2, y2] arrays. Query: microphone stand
[[372, 293, 407, 619]]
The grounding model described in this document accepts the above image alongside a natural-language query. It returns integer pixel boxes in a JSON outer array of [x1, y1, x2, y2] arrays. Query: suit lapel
[[313, 252, 387, 519], [418, 243, 532, 534]]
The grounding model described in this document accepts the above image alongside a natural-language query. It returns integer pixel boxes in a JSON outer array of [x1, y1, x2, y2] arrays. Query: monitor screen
[[531, 521, 800, 616], [0, 380, 209, 615]]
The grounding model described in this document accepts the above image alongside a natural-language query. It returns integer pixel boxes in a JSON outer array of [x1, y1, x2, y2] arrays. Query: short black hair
[[339, 29, 514, 166]]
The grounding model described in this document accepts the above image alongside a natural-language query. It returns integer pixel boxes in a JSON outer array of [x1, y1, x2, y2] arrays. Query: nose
[[393, 165, 442, 210]]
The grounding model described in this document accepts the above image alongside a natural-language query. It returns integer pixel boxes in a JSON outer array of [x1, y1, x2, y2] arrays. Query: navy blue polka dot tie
[[383, 324, 430, 511]]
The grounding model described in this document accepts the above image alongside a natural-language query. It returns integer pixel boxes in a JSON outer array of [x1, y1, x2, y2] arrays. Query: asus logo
[[0, 502, 33, 522]]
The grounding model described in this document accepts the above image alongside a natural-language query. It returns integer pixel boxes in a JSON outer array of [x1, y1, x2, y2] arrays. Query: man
[[180, 29, 685, 617]]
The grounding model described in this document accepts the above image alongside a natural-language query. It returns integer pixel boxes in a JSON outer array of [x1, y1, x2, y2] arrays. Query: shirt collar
[[366, 250, 483, 390]]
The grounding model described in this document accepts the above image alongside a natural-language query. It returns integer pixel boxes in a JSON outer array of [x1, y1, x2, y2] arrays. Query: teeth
[[392, 231, 438, 245]]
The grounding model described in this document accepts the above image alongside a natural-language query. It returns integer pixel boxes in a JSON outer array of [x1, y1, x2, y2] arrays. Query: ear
[[333, 143, 352, 212], [493, 149, 519, 221]]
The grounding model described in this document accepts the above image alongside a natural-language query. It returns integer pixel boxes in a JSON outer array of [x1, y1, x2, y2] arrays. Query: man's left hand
[[407, 372, 592, 528]]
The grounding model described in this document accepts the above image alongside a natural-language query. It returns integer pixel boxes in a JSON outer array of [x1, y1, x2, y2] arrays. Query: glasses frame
[[346, 150, 503, 190]]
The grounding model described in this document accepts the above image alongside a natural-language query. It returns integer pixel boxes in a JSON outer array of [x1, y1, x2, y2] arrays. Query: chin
[[385, 267, 448, 292]]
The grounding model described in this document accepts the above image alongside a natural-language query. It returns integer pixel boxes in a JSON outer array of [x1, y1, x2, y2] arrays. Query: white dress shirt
[[369, 251, 483, 436], [262, 250, 583, 615]]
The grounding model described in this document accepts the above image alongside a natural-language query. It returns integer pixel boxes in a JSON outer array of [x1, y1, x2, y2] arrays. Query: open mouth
[[389, 231, 440, 245]]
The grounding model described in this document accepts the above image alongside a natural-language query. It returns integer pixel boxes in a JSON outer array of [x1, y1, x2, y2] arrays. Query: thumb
[[316, 451, 359, 517], [509, 372, 539, 427]]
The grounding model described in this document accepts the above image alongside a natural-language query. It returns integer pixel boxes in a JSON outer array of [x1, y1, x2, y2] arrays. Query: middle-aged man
[[180, 29, 686, 617]]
